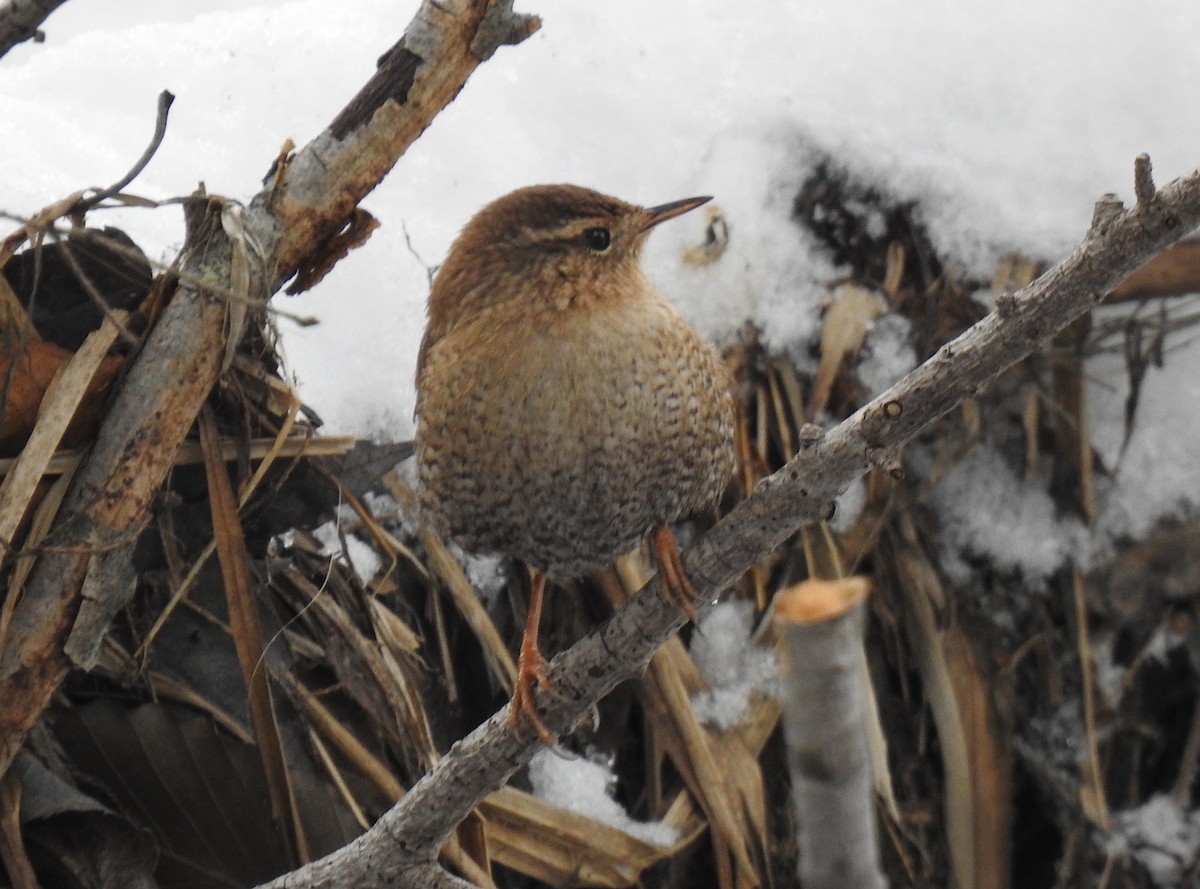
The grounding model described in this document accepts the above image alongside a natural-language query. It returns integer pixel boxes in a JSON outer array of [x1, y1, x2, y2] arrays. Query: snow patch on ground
[[1087, 336, 1200, 545], [312, 508, 381, 585], [1110, 795, 1200, 886], [929, 447, 1092, 584], [528, 748, 679, 847]]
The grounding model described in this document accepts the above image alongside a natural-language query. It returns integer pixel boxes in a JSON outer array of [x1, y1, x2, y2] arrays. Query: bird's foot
[[509, 638, 557, 745], [651, 525, 701, 623]]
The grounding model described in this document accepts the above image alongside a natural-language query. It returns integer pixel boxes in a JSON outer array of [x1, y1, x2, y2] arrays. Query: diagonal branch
[[0, 0, 539, 777], [252, 159, 1200, 889], [0, 0, 68, 59]]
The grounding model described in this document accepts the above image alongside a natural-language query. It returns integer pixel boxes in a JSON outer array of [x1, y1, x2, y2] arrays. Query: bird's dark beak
[[640, 195, 712, 232]]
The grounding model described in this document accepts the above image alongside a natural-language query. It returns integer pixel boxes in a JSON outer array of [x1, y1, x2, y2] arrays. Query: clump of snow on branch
[[830, 475, 867, 535]]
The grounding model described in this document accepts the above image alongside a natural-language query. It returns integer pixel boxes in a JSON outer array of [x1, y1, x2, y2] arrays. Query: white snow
[[690, 600, 779, 729], [1087, 328, 1200, 545], [856, 314, 919, 400], [527, 747, 679, 847], [458, 550, 509, 607], [362, 490, 402, 524], [929, 447, 1092, 584], [313, 509, 382, 585], [2, 2, 1200, 594], [1111, 794, 1200, 886], [830, 474, 867, 536]]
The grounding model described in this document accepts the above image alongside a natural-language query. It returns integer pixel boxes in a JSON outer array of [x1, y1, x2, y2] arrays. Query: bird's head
[[424, 184, 710, 345]]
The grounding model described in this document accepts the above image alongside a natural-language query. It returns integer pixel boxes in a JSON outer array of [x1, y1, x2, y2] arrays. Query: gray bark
[[0, 0, 69, 58], [779, 601, 886, 889]]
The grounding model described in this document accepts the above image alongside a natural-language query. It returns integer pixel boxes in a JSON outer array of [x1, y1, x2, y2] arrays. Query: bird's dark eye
[[581, 227, 611, 251]]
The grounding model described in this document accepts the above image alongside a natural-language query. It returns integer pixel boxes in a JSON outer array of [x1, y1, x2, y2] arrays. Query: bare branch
[[252, 161, 1200, 889], [264, 1, 540, 288], [0, 0, 68, 59]]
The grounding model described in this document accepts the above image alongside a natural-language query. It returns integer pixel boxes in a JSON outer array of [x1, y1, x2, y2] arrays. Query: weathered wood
[[0, 0, 69, 59], [263, 0, 539, 287], [0, 0, 540, 777]]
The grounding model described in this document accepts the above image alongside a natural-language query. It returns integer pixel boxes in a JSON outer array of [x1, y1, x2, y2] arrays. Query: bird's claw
[[510, 645, 557, 745], [652, 525, 700, 622]]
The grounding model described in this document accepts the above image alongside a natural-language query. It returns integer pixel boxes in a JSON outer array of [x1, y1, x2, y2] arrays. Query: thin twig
[[1073, 570, 1111, 829], [401, 220, 438, 286], [1173, 626, 1200, 806], [70, 90, 175, 216]]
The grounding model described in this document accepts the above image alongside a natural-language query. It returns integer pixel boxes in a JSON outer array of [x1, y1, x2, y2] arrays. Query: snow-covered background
[[3, 0, 1199, 559], [5, 1, 1200, 852]]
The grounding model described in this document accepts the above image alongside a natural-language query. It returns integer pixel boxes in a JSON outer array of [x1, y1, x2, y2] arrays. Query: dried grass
[[3, 186, 1200, 889]]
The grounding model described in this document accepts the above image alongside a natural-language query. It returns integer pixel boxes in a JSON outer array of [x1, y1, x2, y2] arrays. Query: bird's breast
[[416, 292, 734, 575]]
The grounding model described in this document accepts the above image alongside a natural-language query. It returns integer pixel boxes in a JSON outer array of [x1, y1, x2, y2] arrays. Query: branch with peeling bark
[[248, 161, 1200, 889], [0, 0, 540, 776]]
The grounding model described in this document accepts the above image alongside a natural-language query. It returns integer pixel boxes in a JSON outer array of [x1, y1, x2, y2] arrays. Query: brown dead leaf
[[0, 275, 36, 343], [892, 520, 1012, 889], [480, 785, 681, 888], [0, 316, 121, 548], [0, 341, 123, 456], [611, 556, 765, 889]]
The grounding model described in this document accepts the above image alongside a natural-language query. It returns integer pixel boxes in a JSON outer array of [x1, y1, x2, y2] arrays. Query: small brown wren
[[415, 184, 735, 742]]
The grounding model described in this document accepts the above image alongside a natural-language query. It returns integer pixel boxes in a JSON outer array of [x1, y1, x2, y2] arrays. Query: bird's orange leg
[[651, 524, 700, 623], [509, 570, 558, 744]]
